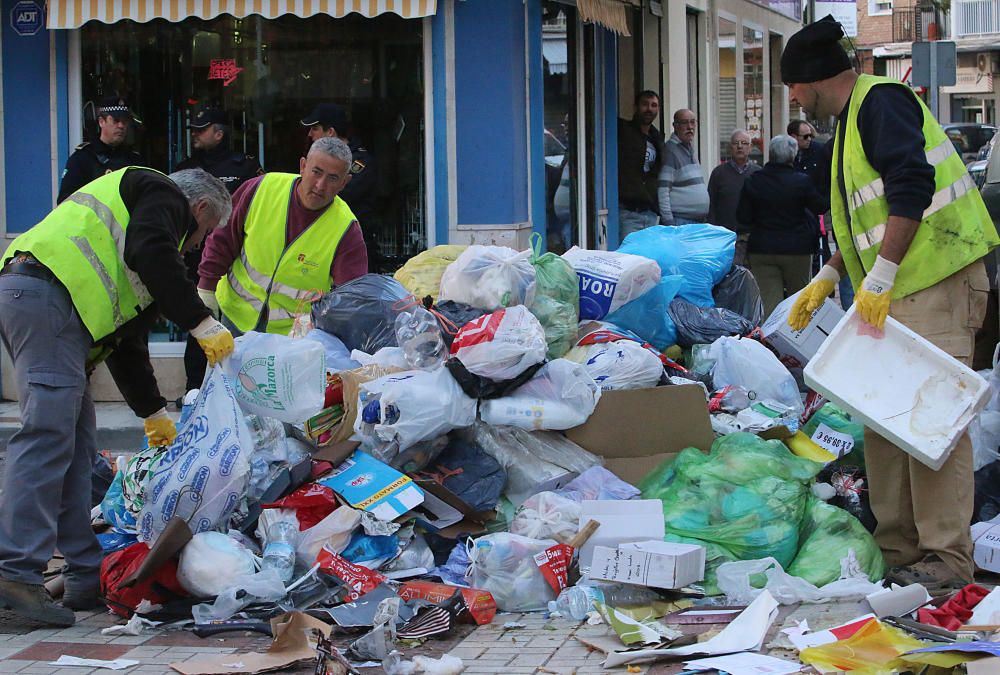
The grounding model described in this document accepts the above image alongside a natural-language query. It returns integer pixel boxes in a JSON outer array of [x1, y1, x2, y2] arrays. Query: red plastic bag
[[263, 482, 338, 530], [100, 542, 187, 618]]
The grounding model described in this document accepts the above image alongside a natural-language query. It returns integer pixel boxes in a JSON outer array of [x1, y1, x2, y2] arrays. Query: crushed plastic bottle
[[245, 414, 286, 451], [395, 306, 446, 370], [548, 581, 662, 620], [708, 385, 754, 413], [260, 519, 298, 583]]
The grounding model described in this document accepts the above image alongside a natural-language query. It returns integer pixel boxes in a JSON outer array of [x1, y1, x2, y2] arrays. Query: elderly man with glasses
[[657, 109, 710, 226], [708, 130, 761, 266]]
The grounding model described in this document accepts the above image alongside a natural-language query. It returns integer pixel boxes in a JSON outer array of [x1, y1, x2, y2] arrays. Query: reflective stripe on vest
[[848, 140, 957, 212]]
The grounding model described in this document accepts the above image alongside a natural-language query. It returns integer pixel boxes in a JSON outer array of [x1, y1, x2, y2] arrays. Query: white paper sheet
[[685, 652, 803, 675], [48, 656, 140, 670]]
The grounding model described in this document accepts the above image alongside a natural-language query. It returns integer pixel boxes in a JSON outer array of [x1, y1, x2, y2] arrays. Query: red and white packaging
[[450, 306, 547, 380], [533, 544, 573, 594], [397, 580, 497, 625], [316, 546, 387, 602], [785, 614, 876, 651]]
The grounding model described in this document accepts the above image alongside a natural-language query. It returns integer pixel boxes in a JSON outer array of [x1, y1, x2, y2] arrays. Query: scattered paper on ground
[[49, 656, 140, 670]]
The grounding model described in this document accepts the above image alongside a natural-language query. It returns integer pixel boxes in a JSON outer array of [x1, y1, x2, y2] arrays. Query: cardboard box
[[318, 450, 424, 522], [590, 541, 705, 589], [973, 518, 1000, 572], [566, 384, 714, 485], [761, 292, 844, 368], [578, 500, 665, 570]]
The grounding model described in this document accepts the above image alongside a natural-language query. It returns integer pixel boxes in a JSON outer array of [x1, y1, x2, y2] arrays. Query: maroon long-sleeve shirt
[[198, 174, 368, 291]]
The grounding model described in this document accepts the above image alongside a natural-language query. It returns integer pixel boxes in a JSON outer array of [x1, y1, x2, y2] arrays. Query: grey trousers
[[0, 273, 102, 585], [619, 208, 661, 240]]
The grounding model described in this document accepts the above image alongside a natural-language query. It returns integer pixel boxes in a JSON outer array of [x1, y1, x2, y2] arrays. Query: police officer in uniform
[[177, 108, 261, 394], [58, 96, 146, 204], [300, 104, 381, 269], [177, 108, 262, 195]]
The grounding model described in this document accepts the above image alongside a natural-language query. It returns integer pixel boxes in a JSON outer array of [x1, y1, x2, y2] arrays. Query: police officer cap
[[780, 15, 852, 84], [96, 96, 142, 125], [189, 108, 228, 129], [300, 103, 348, 135]]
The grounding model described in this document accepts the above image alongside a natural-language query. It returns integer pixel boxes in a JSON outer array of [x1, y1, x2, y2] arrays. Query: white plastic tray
[[803, 306, 990, 470]]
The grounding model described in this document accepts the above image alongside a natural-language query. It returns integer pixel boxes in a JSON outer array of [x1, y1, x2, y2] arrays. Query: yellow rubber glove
[[143, 408, 176, 447], [855, 256, 898, 329], [190, 316, 235, 367], [788, 265, 840, 331]]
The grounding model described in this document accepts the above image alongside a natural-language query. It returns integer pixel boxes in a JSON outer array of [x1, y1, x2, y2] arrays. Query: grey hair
[[730, 129, 750, 143], [168, 168, 233, 229], [308, 136, 353, 168], [768, 134, 798, 165]]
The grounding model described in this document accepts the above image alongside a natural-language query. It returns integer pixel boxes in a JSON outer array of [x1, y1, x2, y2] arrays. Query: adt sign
[[10, 0, 43, 36]]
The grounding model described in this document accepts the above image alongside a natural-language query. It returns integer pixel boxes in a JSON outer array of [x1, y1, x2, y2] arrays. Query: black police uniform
[[176, 145, 261, 196], [339, 141, 377, 227], [57, 139, 146, 204]]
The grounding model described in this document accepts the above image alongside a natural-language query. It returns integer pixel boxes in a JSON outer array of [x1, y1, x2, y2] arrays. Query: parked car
[[970, 159, 989, 188], [979, 136, 1000, 289], [943, 123, 997, 164]]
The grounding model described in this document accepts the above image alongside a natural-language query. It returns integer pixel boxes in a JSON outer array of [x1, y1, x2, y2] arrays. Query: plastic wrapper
[[121, 445, 168, 516], [393, 244, 467, 302], [355, 368, 478, 452], [561, 247, 661, 320], [341, 531, 400, 567], [604, 276, 685, 351], [479, 359, 601, 431], [386, 534, 436, 573], [296, 506, 363, 568], [708, 336, 802, 413], [639, 433, 822, 569], [138, 368, 252, 544], [510, 491, 581, 543], [619, 223, 736, 308], [431, 301, 488, 348], [565, 340, 664, 391], [449, 306, 547, 381], [787, 497, 885, 585], [417, 437, 506, 512], [668, 297, 755, 347], [799, 618, 925, 675], [176, 532, 257, 598], [225, 331, 326, 424], [526, 233, 580, 359], [469, 533, 558, 612], [312, 274, 415, 353], [472, 424, 602, 505], [263, 482, 338, 531], [556, 466, 640, 501], [801, 402, 866, 466], [303, 328, 361, 374], [713, 265, 764, 326], [437, 245, 536, 310], [101, 471, 137, 532], [190, 568, 287, 623]]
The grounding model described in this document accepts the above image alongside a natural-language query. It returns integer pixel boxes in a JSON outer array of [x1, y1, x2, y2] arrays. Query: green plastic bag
[[787, 497, 885, 585], [641, 434, 822, 568], [527, 233, 580, 359], [801, 402, 866, 468]]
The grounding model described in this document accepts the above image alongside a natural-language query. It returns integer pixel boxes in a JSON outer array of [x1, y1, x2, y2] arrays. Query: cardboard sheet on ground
[[601, 590, 780, 667], [169, 612, 331, 675]]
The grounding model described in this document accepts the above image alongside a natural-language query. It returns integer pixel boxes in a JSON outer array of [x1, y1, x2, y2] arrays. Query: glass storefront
[[79, 13, 425, 267], [742, 26, 764, 164]]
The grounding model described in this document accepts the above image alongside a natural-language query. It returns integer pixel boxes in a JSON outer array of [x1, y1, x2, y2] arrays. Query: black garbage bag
[[975, 460, 1000, 523], [713, 265, 765, 326], [414, 434, 507, 514], [311, 274, 414, 353], [445, 358, 545, 400], [432, 300, 488, 348], [668, 297, 755, 347]]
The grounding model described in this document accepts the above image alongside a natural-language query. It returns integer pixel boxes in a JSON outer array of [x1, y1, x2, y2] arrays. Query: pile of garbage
[[88, 223, 974, 672]]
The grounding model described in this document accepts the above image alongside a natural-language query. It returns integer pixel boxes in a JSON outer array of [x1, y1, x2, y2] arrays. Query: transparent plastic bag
[[226, 331, 326, 424], [311, 274, 415, 353], [479, 359, 601, 430], [191, 568, 287, 623], [510, 491, 581, 543], [716, 556, 882, 606], [619, 223, 736, 308], [393, 245, 467, 302], [787, 498, 885, 586], [565, 340, 663, 391], [303, 328, 361, 373], [556, 466, 640, 502], [526, 233, 580, 359], [469, 533, 558, 612], [438, 245, 536, 311], [177, 532, 257, 598], [708, 337, 802, 413]]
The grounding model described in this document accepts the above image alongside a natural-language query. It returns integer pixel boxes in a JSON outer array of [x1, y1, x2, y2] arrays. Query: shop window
[[79, 13, 425, 347], [743, 26, 765, 165], [717, 17, 738, 163]]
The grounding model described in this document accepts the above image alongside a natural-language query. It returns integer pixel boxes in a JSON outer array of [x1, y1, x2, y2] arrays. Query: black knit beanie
[[781, 15, 852, 84]]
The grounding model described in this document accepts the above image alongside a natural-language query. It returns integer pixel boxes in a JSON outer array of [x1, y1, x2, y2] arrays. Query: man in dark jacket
[[708, 129, 760, 265], [58, 97, 146, 203], [618, 91, 664, 239]]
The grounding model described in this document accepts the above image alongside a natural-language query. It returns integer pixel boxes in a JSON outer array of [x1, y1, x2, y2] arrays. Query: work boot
[[0, 577, 75, 626], [61, 582, 102, 611], [884, 555, 969, 597]]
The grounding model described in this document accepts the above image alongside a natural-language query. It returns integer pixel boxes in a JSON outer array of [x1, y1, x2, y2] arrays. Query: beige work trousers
[[865, 259, 990, 581], [748, 253, 813, 318]]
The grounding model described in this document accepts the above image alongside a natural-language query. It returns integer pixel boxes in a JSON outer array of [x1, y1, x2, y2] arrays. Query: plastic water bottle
[[260, 520, 298, 583], [548, 582, 664, 620], [395, 307, 446, 369], [549, 586, 605, 620]]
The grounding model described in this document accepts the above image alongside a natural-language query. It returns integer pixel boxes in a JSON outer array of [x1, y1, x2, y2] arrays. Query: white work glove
[[198, 288, 220, 317]]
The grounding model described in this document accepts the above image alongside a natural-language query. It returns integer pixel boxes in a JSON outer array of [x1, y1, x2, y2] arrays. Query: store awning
[[46, 0, 436, 29], [577, 0, 638, 36], [542, 39, 567, 75]]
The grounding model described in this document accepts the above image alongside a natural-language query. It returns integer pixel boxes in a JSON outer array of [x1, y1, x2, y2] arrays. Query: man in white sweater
[[658, 109, 710, 226]]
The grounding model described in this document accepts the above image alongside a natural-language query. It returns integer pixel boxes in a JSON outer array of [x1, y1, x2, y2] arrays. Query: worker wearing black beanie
[[780, 14, 851, 84]]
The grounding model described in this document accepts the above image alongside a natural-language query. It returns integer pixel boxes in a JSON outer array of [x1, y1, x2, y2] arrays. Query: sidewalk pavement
[[0, 401, 150, 455]]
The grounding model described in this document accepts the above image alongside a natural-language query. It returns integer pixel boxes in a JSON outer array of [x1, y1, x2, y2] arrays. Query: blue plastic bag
[[619, 224, 736, 307], [341, 531, 400, 565], [605, 276, 684, 350], [100, 471, 137, 533]]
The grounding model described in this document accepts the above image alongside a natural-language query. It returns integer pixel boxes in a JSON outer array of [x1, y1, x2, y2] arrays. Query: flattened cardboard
[[567, 384, 714, 484], [170, 611, 331, 675]]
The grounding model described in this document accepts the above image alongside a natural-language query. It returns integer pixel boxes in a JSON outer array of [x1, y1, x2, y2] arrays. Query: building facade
[[0, 0, 801, 399]]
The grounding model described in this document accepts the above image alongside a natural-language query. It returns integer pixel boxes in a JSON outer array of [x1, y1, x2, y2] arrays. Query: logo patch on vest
[[296, 253, 320, 274]]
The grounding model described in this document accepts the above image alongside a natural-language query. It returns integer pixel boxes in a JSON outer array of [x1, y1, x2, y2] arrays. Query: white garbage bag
[[510, 491, 581, 543], [449, 306, 548, 381], [355, 368, 477, 451], [437, 245, 536, 311], [708, 336, 802, 412], [225, 331, 326, 424], [561, 247, 661, 320], [479, 359, 601, 430], [177, 532, 257, 598], [138, 367, 253, 544], [565, 340, 664, 391]]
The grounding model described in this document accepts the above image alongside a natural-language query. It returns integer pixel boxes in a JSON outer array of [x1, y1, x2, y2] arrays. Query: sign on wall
[[815, 0, 857, 37], [10, 0, 43, 36]]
